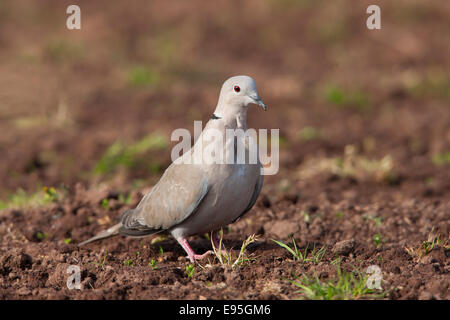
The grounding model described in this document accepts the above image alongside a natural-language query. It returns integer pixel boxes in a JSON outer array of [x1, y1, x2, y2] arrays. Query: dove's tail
[[78, 222, 122, 246]]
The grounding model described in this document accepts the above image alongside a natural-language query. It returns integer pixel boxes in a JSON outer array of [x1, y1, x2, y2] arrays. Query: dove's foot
[[176, 232, 232, 263], [192, 251, 214, 261], [177, 237, 214, 263]]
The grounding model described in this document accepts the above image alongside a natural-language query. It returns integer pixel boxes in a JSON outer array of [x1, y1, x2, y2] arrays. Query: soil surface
[[0, 0, 449, 300]]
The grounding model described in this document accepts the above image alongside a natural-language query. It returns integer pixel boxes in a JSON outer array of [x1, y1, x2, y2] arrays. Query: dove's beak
[[250, 95, 267, 111]]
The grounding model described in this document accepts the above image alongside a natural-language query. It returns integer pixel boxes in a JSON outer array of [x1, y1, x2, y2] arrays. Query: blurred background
[[0, 0, 449, 206]]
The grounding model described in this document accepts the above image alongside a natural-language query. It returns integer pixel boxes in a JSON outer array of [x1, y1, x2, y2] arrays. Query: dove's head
[[217, 75, 267, 111]]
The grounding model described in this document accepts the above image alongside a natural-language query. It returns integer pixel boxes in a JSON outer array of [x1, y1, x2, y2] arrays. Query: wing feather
[[119, 162, 208, 237]]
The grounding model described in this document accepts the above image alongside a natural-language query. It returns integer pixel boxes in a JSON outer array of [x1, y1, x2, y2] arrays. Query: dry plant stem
[[210, 230, 257, 269]]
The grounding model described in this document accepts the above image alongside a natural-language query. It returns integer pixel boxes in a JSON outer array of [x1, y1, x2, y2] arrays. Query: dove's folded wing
[[119, 163, 209, 237]]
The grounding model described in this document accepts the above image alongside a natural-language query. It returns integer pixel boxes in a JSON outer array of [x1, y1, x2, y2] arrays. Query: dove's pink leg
[[177, 237, 213, 263]]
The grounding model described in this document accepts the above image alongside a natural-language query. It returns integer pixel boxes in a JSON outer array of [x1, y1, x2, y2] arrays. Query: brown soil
[[0, 0, 449, 300]]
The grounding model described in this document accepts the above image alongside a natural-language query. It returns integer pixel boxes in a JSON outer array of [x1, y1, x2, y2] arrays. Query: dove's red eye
[[234, 86, 241, 93]]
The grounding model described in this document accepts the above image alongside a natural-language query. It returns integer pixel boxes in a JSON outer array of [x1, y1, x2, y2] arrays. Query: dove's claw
[[192, 251, 214, 261], [185, 250, 214, 263], [177, 237, 214, 263]]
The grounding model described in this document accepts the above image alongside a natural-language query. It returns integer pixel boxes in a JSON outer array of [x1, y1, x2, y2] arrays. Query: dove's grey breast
[[169, 118, 263, 239]]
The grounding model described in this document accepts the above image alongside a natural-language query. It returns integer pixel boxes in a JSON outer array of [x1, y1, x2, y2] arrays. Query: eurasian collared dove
[[79, 75, 266, 262]]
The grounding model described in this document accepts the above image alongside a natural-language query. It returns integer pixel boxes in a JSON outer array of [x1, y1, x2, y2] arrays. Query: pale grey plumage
[[233, 174, 264, 223], [120, 161, 209, 235], [79, 75, 266, 262]]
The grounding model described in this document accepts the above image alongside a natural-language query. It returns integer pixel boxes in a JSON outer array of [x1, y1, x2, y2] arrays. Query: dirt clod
[[332, 239, 356, 256]]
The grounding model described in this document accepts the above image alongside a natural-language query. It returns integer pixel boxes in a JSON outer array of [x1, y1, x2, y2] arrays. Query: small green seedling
[[405, 229, 444, 262], [42, 186, 58, 203], [98, 250, 108, 268], [422, 233, 440, 255], [64, 238, 71, 244], [272, 238, 301, 261], [86, 250, 109, 271], [308, 245, 327, 264], [124, 259, 133, 267], [36, 232, 49, 241], [101, 198, 110, 210], [373, 233, 382, 247], [118, 192, 132, 205], [149, 259, 158, 270], [272, 238, 325, 265], [185, 264, 195, 278]]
